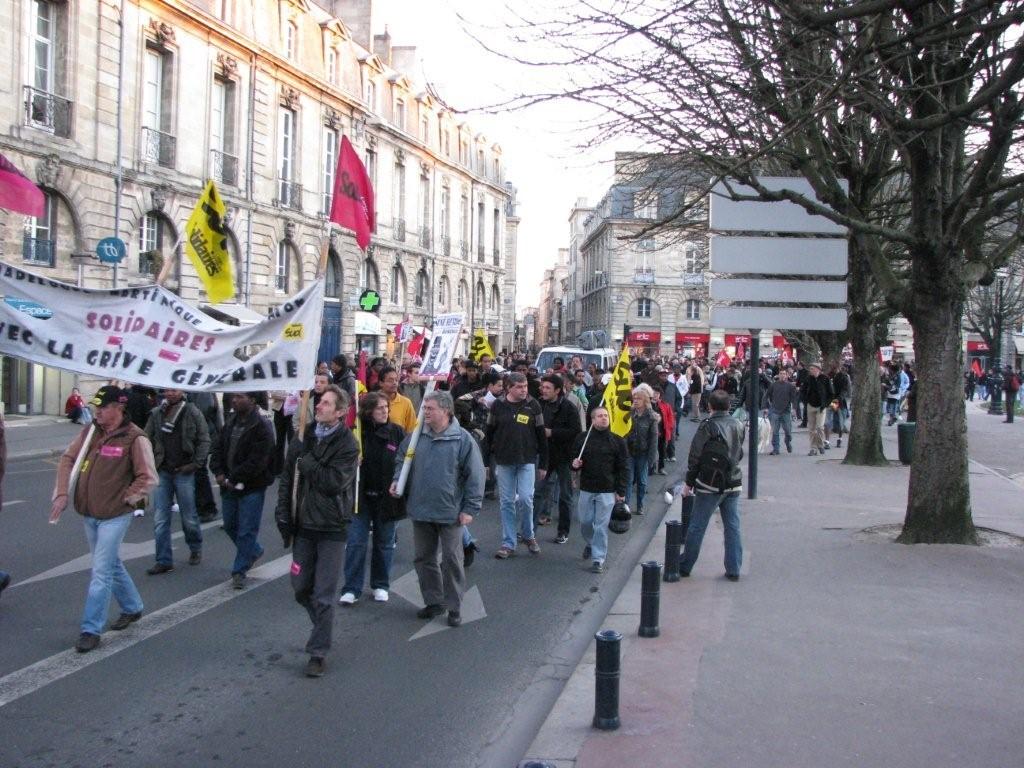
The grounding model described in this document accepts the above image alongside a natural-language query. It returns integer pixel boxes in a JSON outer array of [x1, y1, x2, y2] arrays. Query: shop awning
[[201, 303, 265, 326]]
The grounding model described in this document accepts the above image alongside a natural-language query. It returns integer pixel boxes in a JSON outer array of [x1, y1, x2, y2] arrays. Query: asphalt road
[[0, 427, 688, 768]]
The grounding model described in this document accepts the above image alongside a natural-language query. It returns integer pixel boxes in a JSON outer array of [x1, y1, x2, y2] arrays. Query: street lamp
[[989, 269, 1008, 416]]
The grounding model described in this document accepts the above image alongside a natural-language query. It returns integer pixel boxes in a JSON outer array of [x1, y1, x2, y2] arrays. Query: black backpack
[[695, 424, 736, 493]]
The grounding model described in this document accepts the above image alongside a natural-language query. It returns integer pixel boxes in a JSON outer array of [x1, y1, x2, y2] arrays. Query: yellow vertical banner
[[185, 180, 235, 303], [469, 328, 495, 361], [603, 346, 633, 437]]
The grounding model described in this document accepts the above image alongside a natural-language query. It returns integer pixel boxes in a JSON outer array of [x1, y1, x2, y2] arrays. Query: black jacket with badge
[[209, 411, 276, 491], [570, 427, 629, 496], [358, 419, 406, 522], [541, 395, 582, 469], [485, 395, 549, 469], [684, 411, 745, 493], [275, 424, 359, 537]]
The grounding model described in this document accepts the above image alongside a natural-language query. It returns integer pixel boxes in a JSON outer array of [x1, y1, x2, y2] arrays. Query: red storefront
[[772, 334, 795, 365], [627, 330, 661, 358], [675, 332, 710, 360], [724, 334, 753, 362], [967, 339, 990, 371]]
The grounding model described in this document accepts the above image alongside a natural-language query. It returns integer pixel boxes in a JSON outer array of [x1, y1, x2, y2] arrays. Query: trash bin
[[897, 422, 916, 465]]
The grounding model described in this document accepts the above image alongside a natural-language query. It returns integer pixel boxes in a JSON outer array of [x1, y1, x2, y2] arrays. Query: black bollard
[[663, 520, 683, 582], [638, 561, 662, 638], [593, 629, 622, 730]]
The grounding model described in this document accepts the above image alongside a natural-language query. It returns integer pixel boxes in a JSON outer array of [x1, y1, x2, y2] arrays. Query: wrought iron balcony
[[460, 241, 469, 259], [419, 225, 431, 249], [141, 126, 176, 168], [633, 268, 655, 284], [24, 86, 73, 138], [22, 236, 55, 267], [441, 235, 451, 256], [493, 247, 500, 267], [477, 244, 485, 262], [393, 218, 406, 242], [682, 273, 705, 286], [210, 149, 239, 187], [277, 180, 303, 211]]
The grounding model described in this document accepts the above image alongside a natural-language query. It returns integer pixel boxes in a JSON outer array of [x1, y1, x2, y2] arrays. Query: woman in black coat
[[339, 392, 406, 604]]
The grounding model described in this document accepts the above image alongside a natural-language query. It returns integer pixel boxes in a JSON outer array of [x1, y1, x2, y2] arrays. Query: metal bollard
[[593, 629, 622, 730], [638, 561, 662, 638], [663, 520, 683, 582]]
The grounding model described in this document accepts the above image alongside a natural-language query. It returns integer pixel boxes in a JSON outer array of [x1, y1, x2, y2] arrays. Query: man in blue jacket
[[390, 390, 484, 628]]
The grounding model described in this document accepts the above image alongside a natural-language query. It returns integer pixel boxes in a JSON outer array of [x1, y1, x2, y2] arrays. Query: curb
[[8, 447, 66, 462]]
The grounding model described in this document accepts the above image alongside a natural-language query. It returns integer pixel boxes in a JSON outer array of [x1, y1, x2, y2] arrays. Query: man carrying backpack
[[676, 389, 745, 581]]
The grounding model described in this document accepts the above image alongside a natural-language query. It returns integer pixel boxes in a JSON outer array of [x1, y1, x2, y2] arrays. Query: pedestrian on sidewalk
[[676, 390, 744, 580], [390, 390, 484, 628], [339, 392, 405, 605], [760, 367, 800, 454], [64, 388, 86, 424], [275, 384, 359, 677], [209, 391, 275, 589], [144, 389, 210, 574], [486, 372, 548, 558], [189, 391, 223, 522], [49, 386, 158, 652], [1003, 365, 1019, 423], [570, 406, 628, 573], [533, 374, 581, 539], [652, 384, 675, 474], [803, 362, 833, 455], [625, 384, 659, 515]]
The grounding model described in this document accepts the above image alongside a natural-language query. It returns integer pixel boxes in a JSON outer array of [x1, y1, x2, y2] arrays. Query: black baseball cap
[[89, 386, 129, 407]]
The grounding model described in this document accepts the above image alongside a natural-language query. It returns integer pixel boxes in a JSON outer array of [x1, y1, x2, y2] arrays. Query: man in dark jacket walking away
[[533, 375, 581, 540], [677, 390, 745, 580], [761, 369, 800, 455], [570, 407, 628, 573], [391, 391, 484, 628], [144, 389, 210, 574], [210, 392, 275, 589], [275, 385, 359, 677]]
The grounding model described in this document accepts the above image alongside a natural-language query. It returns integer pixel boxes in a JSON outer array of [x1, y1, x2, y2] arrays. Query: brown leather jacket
[[55, 418, 157, 519]]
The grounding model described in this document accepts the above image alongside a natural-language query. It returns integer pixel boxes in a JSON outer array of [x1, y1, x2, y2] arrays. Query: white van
[[535, 346, 619, 374]]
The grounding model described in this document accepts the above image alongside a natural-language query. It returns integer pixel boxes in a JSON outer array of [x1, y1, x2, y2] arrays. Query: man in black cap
[[50, 386, 158, 652]]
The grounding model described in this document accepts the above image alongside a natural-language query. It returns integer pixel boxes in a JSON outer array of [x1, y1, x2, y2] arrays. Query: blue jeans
[[342, 501, 397, 597], [768, 410, 793, 452], [495, 463, 536, 549], [462, 526, 475, 547], [81, 515, 143, 635], [221, 488, 266, 575], [625, 455, 649, 511], [577, 491, 614, 563], [679, 491, 742, 577], [153, 469, 203, 565]]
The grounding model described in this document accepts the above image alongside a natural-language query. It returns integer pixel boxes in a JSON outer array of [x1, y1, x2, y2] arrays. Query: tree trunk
[[897, 300, 978, 544], [844, 316, 887, 465]]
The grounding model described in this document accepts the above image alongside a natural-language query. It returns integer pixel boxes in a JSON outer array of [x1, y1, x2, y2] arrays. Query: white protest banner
[[879, 346, 894, 363], [419, 312, 465, 379], [0, 262, 324, 391]]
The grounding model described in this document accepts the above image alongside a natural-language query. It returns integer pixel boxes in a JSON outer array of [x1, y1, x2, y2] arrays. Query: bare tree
[[486, 0, 1024, 543], [965, 247, 1024, 366]]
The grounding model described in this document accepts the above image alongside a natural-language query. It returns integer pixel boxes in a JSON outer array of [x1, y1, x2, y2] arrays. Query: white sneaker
[[372, 589, 389, 602], [663, 491, 674, 504], [338, 592, 357, 605]]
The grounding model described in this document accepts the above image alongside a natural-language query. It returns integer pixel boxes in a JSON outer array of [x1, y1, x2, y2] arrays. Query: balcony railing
[[277, 180, 302, 211], [141, 126, 176, 168], [24, 86, 73, 138], [633, 268, 655, 284], [441, 235, 451, 257], [493, 247, 500, 267], [682, 272, 705, 286], [477, 244, 485, 262], [419, 225, 431, 249], [460, 241, 469, 259], [210, 149, 239, 187], [22, 236, 55, 267], [393, 218, 406, 242]]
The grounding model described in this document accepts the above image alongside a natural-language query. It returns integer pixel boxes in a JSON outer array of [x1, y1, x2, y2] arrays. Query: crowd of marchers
[[2, 345, 1018, 677]]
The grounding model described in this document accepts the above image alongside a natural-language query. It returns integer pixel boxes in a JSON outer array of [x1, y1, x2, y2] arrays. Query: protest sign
[[420, 313, 464, 379], [0, 262, 323, 391]]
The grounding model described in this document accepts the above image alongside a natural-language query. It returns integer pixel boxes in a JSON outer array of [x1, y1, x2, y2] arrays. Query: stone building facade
[[0, 0, 514, 413]]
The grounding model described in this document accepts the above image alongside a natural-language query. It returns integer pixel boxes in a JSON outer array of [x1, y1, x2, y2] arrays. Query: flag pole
[[575, 396, 605, 462], [393, 378, 436, 497]]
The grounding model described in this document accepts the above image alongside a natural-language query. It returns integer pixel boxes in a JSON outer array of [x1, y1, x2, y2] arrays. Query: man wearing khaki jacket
[[50, 386, 157, 653]]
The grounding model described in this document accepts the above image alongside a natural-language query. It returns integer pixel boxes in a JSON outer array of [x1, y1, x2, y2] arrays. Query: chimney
[[336, 0, 373, 51], [373, 30, 392, 66], [390, 45, 417, 76]]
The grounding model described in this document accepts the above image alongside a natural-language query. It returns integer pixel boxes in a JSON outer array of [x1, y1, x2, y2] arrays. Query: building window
[[492, 208, 500, 264], [476, 200, 485, 261], [141, 46, 175, 167], [686, 299, 701, 320], [460, 192, 469, 258], [420, 174, 430, 247], [394, 98, 405, 131], [638, 238, 655, 251], [364, 147, 377, 191], [637, 297, 652, 318], [278, 107, 299, 209], [475, 282, 486, 314], [22, 192, 56, 267], [138, 212, 163, 274], [457, 280, 467, 307], [415, 270, 429, 308], [326, 48, 337, 84], [275, 241, 290, 292], [210, 77, 238, 186], [361, 258, 379, 291], [325, 253, 342, 298], [634, 192, 657, 220], [393, 159, 406, 238], [441, 128, 450, 156], [26, 0, 72, 137], [684, 245, 699, 273], [420, 116, 429, 145], [438, 276, 450, 307], [284, 20, 297, 60], [390, 264, 405, 306], [440, 183, 451, 253], [365, 79, 377, 112], [459, 139, 468, 165], [322, 127, 338, 215], [490, 284, 500, 311]]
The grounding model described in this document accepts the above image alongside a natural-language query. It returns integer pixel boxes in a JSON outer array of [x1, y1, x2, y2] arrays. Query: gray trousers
[[413, 521, 465, 612], [291, 535, 345, 658]]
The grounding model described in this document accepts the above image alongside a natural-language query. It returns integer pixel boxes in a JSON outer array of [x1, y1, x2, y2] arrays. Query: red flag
[[356, 349, 368, 387], [715, 349, 731, 368], [407, 332, 425, 358], [971, 358, 982, 377], [328, 136, 375, 250], [0, 153, 44, 218]]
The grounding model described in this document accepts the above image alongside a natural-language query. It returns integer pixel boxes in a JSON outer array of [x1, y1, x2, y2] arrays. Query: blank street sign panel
[[710, 177, 848, 235], [710, 236, 847, 276], [710, 278, 847, 304], [710, 306, 847, 331]]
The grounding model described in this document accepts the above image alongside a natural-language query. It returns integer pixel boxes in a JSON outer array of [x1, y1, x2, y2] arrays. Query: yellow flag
[[469, 328, 495, 361], [603, 346, 634, 437], [184, 180, 234, 303], [354, 380, 368, 460]]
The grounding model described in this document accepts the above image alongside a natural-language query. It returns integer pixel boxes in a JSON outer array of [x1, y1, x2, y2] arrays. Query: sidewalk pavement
[[3, 415, 81, 461], [522, 409, 1024, 768]]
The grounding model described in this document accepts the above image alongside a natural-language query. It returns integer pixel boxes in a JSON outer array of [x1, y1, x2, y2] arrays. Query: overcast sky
[[373, 0, 623, 310]]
